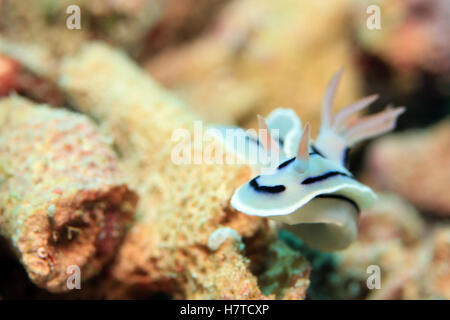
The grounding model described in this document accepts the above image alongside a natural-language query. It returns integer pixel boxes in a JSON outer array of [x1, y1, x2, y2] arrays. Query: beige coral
[[334, 193, 425, 299], [59, 43, 310, 299], [365, 119, 450, 217], [0, 95, 137, 292], [146, 0, 363, 134], [334, 193, 450, 300], [352, 0, 450, 75]]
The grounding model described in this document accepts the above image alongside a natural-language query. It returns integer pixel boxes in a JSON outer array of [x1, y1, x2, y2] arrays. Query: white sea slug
[[217, 70, 405, 251]]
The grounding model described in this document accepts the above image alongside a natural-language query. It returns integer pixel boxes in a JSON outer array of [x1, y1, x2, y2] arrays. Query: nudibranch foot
[[281, 196, 359, 252]]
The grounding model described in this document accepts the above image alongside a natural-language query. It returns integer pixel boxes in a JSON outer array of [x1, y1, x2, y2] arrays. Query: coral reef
[[0, 96, 137, 292], [0, 54, 19, 96], [352, 0, 450, 76], [59, 43, 310, 299], [365, 120, 450, 217], [326, 193, 450, 300], [0, 0, 448, 301], [146, 0, 363, 132], [138, 0, 230, 56], [0, 49, 64, 105], [0, 0, 166, 56], [334, 193, 426, 299]]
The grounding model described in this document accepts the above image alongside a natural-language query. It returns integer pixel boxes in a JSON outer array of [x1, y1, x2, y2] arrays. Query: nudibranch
[[216, 70, 405, 251]]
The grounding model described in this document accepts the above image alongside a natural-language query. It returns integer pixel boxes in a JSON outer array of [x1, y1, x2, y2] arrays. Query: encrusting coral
[[365, 119, 450, 217], [59, 43, 310, 299], [0, 95, 137, 292]]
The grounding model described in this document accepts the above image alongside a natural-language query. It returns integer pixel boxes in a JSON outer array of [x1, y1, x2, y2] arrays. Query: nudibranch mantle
[[230, 154, 376, 218], [214, 70, 405, 251]]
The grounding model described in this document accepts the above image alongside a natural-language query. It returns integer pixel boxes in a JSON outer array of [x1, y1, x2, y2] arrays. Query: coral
[[365, 120, 450, 217], [0, 54, 19, 96], [424, 227, 450, 299], [138, 0, 231, 56], [352, 0, 450, 75], [59, 43, 310, 299], [0, 1, 89, 59], [333, 193, 439, 299], [369, 225, 450, 300], [0, 46, 64, 105], [0, 96, 137, 292], [146, 0, 363, 133], [0, 0, 168, 63], [278, 229, 340, 300]]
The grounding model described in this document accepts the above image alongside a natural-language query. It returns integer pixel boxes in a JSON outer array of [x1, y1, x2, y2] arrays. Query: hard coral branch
[[0, 96, 137, 292], [59, 43, 310, 299]]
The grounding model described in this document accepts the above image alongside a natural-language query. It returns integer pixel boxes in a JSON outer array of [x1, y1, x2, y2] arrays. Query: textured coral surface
[[0, 0, 448, 301], [59, 43, 310, 299], [0, 96, 137, 292]]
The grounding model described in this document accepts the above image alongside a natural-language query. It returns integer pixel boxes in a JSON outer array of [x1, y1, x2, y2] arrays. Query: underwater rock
[[0, 96, 137, 292], [146, 0, 363, 132], [365, 120, 450, 217], [59, 43, 310, 299]]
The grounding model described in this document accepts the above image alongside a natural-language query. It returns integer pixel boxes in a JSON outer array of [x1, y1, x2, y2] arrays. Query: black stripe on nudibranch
[[301, 171, 354, 184], [278, 153, 322, 170], [245, 135, 260, 146], [342, 147, 350, 166], [314, 194, 360, 213], [249, 176, 286, 193], [309, 151, 323, 157], [245, 133, 284, 147], [277, 157, 296, 169], [311, 144, 325, 158]]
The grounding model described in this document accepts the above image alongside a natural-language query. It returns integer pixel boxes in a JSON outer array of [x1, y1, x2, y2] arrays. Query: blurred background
[[0, 0, 449, 299]]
